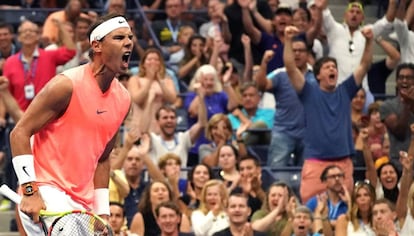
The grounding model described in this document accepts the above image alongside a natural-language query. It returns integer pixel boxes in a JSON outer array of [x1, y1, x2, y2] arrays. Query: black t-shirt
[[224, 1, 272, 65], [367, 59, 393, 96]]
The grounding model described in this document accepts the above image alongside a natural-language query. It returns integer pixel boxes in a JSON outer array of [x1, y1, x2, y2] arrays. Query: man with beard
[[148, 87, 206, 167], [306, 165, 348, 229], [213, 194, 266, 236]]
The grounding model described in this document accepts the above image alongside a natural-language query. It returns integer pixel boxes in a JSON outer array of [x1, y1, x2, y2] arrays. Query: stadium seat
[[247, 145, 269, 166]]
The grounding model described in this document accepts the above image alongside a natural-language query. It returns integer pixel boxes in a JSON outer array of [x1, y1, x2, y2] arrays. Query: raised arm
[[249, 0, 273, 34], [376, 37, 400, 70], [386, 0, 398, 22], [254, 50, 274, 91], [360, 128, 378, 188], [241, 34, 253, 83], [396, 0, 408, 21], [188, 83, 207, 144], [55, 20, 76, 50], [284, 26, 305, 92], [139, 133, 164, 182], [353, 28, 374, 86], [222, 65, 240, 111], [240, 0, 262, 44], [306, 0, 323, 46], [396, 151, 414, 227], [406, 0, 414, 26]]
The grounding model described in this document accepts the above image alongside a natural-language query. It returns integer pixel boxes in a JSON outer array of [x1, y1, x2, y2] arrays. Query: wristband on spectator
[[12, 154, 36, 185], [93, 188, 110, 216], [314, 216, 328, 221]]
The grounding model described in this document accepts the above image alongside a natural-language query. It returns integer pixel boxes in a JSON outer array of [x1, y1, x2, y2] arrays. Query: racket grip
[[0, 184, 22, 204]]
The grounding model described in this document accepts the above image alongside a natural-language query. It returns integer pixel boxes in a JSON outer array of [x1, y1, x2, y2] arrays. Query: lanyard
[[161, 134, 178, 151], [166, 19, 179, 42], [328, 199, 341, 219], [19, 53, 38, 84]]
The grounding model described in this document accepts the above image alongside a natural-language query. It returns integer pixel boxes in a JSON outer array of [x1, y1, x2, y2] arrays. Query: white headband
[[89, 16, 130, 42]]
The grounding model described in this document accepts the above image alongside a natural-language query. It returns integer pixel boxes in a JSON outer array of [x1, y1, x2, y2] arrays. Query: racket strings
[[48, 213, 108, 235]]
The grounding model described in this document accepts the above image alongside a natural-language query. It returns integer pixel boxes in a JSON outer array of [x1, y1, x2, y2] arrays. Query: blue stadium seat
[[0, 9, 49, 27], [247, 145, 269, 166], [268, 167, 302, 199]]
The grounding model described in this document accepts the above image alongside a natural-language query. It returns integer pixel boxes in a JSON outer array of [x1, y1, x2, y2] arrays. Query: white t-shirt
[[149, 131, 192, 167], [401, 211, 414, 235]]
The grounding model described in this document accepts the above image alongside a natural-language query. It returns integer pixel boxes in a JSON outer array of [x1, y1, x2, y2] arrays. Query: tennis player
[[10, 13, 133, 235]]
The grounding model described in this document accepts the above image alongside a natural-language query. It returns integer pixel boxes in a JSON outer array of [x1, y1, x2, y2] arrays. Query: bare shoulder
[[34, 74, 73, 111], [41, 74, 73, 95]]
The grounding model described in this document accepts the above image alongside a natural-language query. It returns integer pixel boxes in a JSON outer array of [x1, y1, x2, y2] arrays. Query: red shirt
[[3, 46, 76, 110]]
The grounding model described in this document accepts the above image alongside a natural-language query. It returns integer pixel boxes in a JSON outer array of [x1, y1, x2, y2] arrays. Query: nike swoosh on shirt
[[96, 110, 107, 115]]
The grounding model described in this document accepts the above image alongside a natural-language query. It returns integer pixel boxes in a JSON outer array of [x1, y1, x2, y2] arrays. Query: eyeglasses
[[349, 40, 355, 53], [325, 173, 345, 180], [19, 29, 38, 34], [397, 75, 414, 81]]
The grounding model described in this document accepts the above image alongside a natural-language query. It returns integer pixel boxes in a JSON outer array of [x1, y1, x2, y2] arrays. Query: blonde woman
[[127, 48, 177, 134], [199, 113, 233, 165], [335, 181, 376, 236], [191, 179, 229, 236]]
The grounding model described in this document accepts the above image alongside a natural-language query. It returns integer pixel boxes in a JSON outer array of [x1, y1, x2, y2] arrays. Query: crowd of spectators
[[2, 0, 414, 235]]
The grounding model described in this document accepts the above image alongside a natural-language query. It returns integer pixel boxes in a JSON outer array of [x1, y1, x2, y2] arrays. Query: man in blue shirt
[[255, 38, 315, 167], [306, 165, 348, 229], [283, 25, 373, 203], [228, 82, 274, 145]]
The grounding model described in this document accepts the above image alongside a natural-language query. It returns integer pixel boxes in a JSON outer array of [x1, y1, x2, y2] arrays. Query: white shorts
[[19, 185, 86, 235]]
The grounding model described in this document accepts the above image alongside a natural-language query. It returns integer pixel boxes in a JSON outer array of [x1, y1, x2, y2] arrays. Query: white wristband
[[12, 154, 36, 185], [93, 188, 110, 216]]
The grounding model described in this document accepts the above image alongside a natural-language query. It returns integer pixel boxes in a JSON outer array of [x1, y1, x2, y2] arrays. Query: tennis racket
[[0, 184, 113, 236]]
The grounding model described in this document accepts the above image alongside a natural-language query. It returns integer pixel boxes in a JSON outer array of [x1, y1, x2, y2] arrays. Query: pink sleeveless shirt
[[33, 64, 131, 209]]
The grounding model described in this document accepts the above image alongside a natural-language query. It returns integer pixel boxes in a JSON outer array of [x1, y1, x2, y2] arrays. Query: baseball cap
[[275, 4, 292, 16]]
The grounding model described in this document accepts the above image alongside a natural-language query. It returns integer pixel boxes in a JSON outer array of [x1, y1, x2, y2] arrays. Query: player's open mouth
[[122, 52, 131, 63]]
